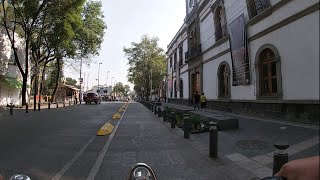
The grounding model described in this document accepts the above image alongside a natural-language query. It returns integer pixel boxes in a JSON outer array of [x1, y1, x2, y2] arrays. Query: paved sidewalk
[[160, 102, 319, 178], [96, 102, 258, 180]]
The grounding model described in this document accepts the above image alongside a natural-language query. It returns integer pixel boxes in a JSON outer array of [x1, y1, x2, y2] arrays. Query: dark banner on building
[[228, 14, 250, 86]]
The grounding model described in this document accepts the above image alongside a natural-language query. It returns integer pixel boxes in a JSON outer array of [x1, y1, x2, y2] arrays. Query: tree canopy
[[123, 35, 166, 101]]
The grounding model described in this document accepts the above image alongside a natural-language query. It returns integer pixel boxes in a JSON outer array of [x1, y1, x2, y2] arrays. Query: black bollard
[[154, 105, 157, 115], [163, 110, 167, 122], [209, 121, 218, 158], [48, 103, 51, 110], [56, 103, 58, 108], [158, 107, 162, 118], [74, 101, 76, 105], [63, 102, 65, 107], [69, 101, 71, 106], [272, 143, 289, 175], [183, 114, 190, 139], [151, 104, 154, 112], [10, 103, 13, 116], [170, 111, 176, 128], [26, 104, 29, 113], [38, 102, 40, 111]]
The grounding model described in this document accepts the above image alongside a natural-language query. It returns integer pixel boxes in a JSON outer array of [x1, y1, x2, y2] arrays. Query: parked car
[[84, 93, 101, 104]]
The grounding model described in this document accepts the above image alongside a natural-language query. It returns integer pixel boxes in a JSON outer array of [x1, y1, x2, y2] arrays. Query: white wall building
[[166, 23, 189, 103], [0, 28, 29, 106], [166, 0, 319, 123]]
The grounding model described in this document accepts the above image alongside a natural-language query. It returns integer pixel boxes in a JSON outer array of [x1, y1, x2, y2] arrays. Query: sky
[[64, 0, 186, 91]]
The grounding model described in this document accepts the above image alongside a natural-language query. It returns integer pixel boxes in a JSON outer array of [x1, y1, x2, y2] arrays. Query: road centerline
[[86, 103, 129, 180]]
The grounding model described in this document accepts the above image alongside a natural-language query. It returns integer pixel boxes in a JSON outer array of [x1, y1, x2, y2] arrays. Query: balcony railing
[[185, 44, 202, 63]]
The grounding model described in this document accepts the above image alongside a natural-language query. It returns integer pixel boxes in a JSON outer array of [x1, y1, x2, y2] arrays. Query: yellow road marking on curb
[[112, 112, 121, 119], [119, 108, 124, 112], [97, 123, 114, 136]]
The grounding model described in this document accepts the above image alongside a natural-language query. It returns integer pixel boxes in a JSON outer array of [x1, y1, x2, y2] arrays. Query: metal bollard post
[[273, 143, 289, 175], [209, 121, 218, 158], [10, 103, 13, 116], [26, 103, 29, 113], [163, 110, 167, 122], [74, 101, 76, 105], [170, 111, 176, 128], [38, 102, 40, 111], [158, 107, 162, 118], [183, 114, 190, 139], [63, 102, 65, 107], [151, 104, 154, 112], [56, 103, 58, 108], [154, 105, 157, 115], [48, 103, 51, 110], [69, 101, 71, 106]]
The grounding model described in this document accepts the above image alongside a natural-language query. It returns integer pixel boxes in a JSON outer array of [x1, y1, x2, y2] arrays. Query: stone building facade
[[166, 0, 319, 124]]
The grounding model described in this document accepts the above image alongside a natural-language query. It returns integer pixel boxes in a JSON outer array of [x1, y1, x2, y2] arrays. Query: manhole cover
[[236, 140, 271, 150]]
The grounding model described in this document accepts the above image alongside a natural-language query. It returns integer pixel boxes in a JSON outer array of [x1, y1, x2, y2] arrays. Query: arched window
[[214, 6, 227, 41], [218, 63, 231, 98], [179, 79, 183, 98], [259, 48, 278, 96], [255, 44, 282, 98]]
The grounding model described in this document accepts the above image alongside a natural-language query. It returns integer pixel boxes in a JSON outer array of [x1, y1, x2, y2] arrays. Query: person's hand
[[275, 156, 319, 180]]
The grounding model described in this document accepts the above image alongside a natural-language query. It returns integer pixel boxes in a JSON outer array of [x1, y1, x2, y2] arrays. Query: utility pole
[[79, 58, 83, 104], [98, 62, 102, 94]]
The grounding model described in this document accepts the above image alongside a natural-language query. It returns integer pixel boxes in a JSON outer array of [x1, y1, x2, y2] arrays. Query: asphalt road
[[0, 102, 123, 179], [0, 102, 257, 180], [1, 102, 318, 180]]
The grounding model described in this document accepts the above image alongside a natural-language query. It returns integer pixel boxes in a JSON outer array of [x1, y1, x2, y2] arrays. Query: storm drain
[[235, 140, 272, 150]]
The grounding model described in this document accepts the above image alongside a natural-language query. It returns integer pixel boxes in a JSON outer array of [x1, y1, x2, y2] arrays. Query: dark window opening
[[248, 0, 270, 19], [214, 6, 227, 41], [179, 46, 183, 66], [179, 79, 183, 98], [218, 64, 230, 98]]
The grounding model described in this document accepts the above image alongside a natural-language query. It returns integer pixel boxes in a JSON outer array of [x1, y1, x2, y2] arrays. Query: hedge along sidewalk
[[162, 103, 239, 131]]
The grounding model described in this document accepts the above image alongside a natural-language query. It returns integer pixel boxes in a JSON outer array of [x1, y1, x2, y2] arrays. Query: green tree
[[1, 0, 49, 105], [65, 77, 77, 86], [1, 0, 106, 104], [124, 85, 131, 97], [123, 35, 166, 101], [113, 82, 125, 96]]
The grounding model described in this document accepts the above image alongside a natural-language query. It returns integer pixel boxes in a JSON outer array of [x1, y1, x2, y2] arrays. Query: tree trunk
[[39, 63, 47, 103], [50, 59, 61, 103], [21, 74, 28, 105]]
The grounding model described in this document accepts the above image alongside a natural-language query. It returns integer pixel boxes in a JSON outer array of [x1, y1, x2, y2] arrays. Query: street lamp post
[[106, 71, 110, 87], [98, 62, 102, 94]]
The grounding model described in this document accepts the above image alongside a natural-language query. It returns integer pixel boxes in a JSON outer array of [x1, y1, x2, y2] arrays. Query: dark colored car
[[84, 93, 101, 104]]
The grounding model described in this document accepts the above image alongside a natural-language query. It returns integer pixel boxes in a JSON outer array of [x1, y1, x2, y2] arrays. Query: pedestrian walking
[[200, 93, 207, 111], [193, 91, 200, 110]]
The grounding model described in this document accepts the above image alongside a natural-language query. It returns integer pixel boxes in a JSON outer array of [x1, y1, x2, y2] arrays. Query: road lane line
[[86, 104, 129, 180], [51, 136, 96, 180]]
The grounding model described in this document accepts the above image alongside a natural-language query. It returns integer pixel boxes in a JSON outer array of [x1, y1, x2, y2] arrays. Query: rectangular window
[[169, 57, 172, 68]]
